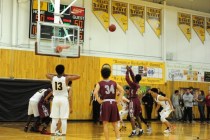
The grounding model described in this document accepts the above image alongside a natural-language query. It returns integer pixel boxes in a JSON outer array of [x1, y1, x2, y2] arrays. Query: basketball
[[109, 24, 116, 32], [55, 46, 63, 53]]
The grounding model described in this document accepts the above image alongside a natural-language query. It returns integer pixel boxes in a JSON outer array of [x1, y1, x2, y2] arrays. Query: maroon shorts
[[38, 100, 50, 118], [129, 97, 140, 117], [100, 101, 120, 122]]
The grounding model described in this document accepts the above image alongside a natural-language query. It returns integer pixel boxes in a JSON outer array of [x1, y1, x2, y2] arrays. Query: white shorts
[[50, 96, 69, 119], [160, 108, 172, 119], [119, 109, 128, 120], [28, 100, 39, 117]]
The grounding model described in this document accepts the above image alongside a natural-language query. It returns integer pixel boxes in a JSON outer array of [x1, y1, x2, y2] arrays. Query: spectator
[[172, 90, 182, 121], [196, 90, 205, 124], [206, 91, 210, 123], [89, 85, 101, 124], [183, 89, 194, 123], [142, 89, 154, 120]]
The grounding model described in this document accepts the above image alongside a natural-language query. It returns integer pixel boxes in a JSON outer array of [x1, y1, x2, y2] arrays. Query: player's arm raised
[[46, 73, 56, 80], [65, 74, 80, 84], [125, 66, 136, 88], [94, 83, 103, 104]]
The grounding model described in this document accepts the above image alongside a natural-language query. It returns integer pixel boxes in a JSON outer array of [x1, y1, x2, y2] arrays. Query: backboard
[[33, 0, 85, 58], [35, 21, 80, 58]]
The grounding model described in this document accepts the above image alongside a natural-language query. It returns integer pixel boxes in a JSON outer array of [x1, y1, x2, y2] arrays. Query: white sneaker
[[163, 129, 171, 133], [55, 130, 62, 136]]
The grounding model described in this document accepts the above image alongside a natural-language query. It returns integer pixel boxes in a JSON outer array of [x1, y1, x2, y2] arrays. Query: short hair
[[55, 64, 65, 75], [101, 67, 111, 79], [135, 74, 142, 82], [200, 90, 204, 95], [125, 85, 130, 90], [175, 90, 179, 93], [151, 88, 158, 93], [159, 91, 166, 97]]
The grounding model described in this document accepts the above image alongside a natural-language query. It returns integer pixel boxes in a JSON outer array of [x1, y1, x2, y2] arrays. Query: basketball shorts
[[128, 98, 140, 118], [100, 99, 120, 122], [50, 96, 69, 119], [160, 108, 172, 119], [28, 100, 39, 117], [119, 109, 128, 120]]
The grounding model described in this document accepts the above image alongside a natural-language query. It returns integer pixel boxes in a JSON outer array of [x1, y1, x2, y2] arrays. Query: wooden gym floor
[[0, 121, 210, 140]]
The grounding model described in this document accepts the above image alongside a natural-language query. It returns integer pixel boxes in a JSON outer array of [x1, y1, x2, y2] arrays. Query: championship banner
[[178, 12, 191, 42], [146, 7, 161, 38], [192, 15, 205, 43], [92, 0, 110, 30], [111, 1, 128, 32], [100, 57, 165, 85], [129, 4, 145, 35], [206, 17, 210, 36]]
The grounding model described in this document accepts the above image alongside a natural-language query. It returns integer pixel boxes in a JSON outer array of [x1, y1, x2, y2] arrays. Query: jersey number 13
[[55, 82, 62, 90]]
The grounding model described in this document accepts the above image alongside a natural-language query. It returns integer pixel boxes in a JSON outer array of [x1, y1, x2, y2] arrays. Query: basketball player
[[46, 64, 80, 136], [150, 88, 174, 133], [94, 67, 124, 140], [38, 88, 53, 134], [125, 66, 143, 137], [52, 81, 73, 136], [118, 86, 130, 131], [24, 87, 52, 132]]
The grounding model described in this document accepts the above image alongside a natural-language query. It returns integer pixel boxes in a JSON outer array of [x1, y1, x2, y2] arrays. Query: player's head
[[150, 88, 158, 96], [101, 67, 111, 79], [175, 90, 179, 94], [55, 64, 65, 75], [124, 85, 130, 94], [158, 91, 166, 97], [135, 74, 142, 83]]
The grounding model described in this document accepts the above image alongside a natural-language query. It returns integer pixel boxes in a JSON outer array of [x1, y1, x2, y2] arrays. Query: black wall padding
[[0, 79, 51, 121]]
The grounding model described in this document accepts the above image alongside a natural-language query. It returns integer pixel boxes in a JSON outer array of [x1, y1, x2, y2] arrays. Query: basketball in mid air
[[55, 46, 63, 53], [109, 24, 116, 32]]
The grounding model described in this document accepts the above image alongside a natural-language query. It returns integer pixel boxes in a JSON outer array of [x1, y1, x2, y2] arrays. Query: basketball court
[[1, 122, 209, 140], [1, 0, 210, 140]]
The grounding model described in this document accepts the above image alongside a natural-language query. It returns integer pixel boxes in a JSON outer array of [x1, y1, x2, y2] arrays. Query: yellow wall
[[1, 49, 210, 119]]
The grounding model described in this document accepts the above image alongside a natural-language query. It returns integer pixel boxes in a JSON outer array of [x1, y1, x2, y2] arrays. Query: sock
[[51, 118, 59, 134], [61, 119, 67, 134]]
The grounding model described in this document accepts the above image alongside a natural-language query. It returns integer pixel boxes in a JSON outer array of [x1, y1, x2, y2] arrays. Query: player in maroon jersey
[[125, 66, 143, 137], [38, 88, 53, 135], [94, 67, 124, 140]]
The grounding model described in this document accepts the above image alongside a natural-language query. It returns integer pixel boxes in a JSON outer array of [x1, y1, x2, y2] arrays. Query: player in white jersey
[[46, 64, 80, 136], [24, 87, 51, 132], [150, 88, 174, 133], [118, 86, 130, 131]]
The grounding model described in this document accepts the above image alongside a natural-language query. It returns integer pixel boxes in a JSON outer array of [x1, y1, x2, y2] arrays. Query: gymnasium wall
[[1, 49, 210, 120]]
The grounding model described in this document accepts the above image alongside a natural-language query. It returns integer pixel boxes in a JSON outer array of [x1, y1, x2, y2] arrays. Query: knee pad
[[160, 116, 167, 122]]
